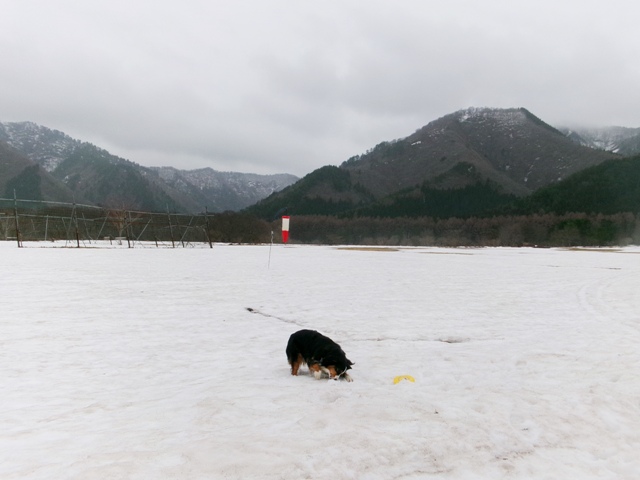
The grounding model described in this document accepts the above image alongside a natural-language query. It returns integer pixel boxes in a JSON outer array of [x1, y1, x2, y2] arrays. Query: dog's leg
[[309, 363, 323, 379], [342, 373, 353, 382], [290, 354, 303, 376]]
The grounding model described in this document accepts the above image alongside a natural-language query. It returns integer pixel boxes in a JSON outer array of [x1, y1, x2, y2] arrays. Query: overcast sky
[[2, 1, 639, 176]]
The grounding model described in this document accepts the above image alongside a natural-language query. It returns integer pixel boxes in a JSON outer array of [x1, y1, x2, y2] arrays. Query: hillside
[[343, 108, 617, 195], [0, 141, 75, 202], [514, 155, 640, 215], [0, 121, 298, 212], [561, 126, 640, 156], [152, 167, 298, 212], [48, 142, 185, 211], [248, 108, 619, 219], [279, 156, 640, 246]]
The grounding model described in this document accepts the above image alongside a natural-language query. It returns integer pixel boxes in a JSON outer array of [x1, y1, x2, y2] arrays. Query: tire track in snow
[[245, 308, 472, 344], [577, 269, 640, 325], [245, 307, 306, 327]]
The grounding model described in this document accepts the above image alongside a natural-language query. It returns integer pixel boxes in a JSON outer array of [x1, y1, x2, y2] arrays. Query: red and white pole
[[281, 215, 290, 243]]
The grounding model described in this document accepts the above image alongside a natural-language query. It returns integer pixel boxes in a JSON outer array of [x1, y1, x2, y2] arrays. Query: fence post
[[167, 206, 175, 248], [82, 213, 92, 244], [126, 210, 132, 248], [73, 203, 80, 248], [205, 207, 213, 248], [13, 190, 22, 248]]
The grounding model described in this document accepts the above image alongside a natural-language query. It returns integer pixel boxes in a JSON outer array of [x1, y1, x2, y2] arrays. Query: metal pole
[[13, 190, 22, 248], [126, 210, 132, 248], [74, 205, 80, 248], [167, 205, 175, 248]]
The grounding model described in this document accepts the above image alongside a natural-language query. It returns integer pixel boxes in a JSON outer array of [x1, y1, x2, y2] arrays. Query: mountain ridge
[[3, 108, 638, 218], [341, 107, 618, 195], [560, 125, 640, 156], [0, 121, 298, 212], [248, 107, 622, 219]]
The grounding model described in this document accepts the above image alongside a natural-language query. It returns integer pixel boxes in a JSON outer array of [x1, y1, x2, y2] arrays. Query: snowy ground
[[2, 242, 640, 479]]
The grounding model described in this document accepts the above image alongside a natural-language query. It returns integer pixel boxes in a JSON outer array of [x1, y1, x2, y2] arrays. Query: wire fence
[[0, 197, 215, 248]]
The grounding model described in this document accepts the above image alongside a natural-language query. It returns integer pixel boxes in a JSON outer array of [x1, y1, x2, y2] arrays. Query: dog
[[286, 329, 353, 382]]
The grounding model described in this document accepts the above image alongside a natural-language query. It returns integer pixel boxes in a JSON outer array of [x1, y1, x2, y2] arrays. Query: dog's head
[[338, 358, 354, 375], [314, 357, 353, 380]]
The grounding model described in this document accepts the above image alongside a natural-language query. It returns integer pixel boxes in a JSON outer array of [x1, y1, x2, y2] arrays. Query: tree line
[[278, 212, 639, 247]]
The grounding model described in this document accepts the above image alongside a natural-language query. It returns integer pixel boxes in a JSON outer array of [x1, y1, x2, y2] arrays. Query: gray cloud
[[2, 0, 639, 176]]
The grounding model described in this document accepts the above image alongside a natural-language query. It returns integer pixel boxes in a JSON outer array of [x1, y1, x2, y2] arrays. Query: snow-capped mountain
[[0, 121, 298, 212], [341, 107, 618, 195], [0, 121, 80, 172], [151, 166, 298, 212], [560, 126, 640, 156], [249, 107, 621, 219]]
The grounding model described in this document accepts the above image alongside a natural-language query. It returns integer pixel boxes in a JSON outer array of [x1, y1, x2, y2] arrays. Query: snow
[[456, 107, 527, 127], [2, 242, 640, 479]]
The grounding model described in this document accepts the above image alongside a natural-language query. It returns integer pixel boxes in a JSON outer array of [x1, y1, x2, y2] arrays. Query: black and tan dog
[[286, 329, 353, 382]]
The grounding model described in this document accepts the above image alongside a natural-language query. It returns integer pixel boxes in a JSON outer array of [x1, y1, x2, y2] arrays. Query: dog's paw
[[343, 373, 353, 382]]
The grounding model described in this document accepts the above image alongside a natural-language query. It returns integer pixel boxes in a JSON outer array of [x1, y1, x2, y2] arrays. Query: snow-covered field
[[2, 242, 640, 479]]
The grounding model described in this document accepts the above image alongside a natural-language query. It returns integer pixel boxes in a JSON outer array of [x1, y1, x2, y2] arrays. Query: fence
[[0, 197, 215, 248]]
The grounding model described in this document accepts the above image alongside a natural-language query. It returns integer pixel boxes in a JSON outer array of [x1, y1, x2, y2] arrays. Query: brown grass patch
[[335, 247, 400, 252], [564, 247, 623, 253], [420, 251, 474, 255]]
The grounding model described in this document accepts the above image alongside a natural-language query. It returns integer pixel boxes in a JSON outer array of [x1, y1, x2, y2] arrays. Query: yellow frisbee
[[393, 375, 415, 384]]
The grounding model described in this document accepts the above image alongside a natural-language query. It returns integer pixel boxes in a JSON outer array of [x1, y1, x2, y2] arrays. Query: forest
[[3, 156, 639, 247], [248, 155, 640, 247], [272, 212, 639, 247]]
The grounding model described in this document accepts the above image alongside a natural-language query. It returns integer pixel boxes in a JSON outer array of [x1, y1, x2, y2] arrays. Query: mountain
[[514, 154, 640, 216], [0, 141, 75, 202], [560, 126, 640, 156], [0, 121, 298, 212], [247, 108, 619, 219], [0, 121, 80, 172], [151, 167, 298, 212]]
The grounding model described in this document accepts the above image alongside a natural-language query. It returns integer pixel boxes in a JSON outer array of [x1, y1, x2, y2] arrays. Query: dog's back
[[286, 329, 353, 381]]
